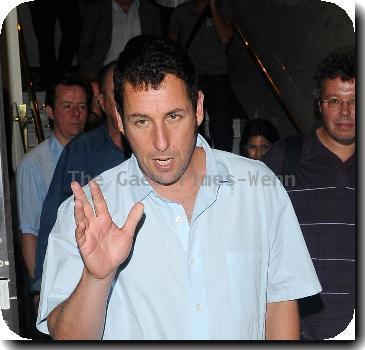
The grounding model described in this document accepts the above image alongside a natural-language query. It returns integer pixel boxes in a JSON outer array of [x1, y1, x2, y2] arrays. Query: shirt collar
[[197, 134, 232, 186], [49, 132, 64, 155], [303, 128, 355, 165], [129, 134, 232, 203]]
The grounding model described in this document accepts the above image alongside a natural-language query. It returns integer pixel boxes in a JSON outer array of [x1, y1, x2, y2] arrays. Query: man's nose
[[340, 101, 351, 117], [72, 106, 80, 116], [153, 123, 169, 152]]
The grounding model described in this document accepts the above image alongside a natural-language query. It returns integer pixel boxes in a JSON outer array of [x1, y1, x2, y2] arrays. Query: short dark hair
[[45, 72, 93, 110], [239, 118, 279, 155], [312, 47, 355, 101], [99, 60, 116, 94], [113, 35, 198, 118]]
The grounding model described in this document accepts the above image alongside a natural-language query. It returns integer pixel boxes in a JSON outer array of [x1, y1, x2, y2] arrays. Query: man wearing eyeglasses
[[263, 47, 355, 340]]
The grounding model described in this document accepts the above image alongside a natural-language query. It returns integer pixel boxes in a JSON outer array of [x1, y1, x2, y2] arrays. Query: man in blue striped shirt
[[263, 47, 355, 339]]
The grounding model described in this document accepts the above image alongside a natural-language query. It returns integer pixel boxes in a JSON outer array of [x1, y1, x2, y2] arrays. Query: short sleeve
[[36, 199, 84, 335], [16, 157, 43, 236], [264, 173, 322, 303], [35, 147, 74, 283]]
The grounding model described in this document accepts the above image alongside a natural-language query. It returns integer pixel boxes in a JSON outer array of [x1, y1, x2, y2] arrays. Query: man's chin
[[150, 174, 182, 187], [334, 134, 355, 146]]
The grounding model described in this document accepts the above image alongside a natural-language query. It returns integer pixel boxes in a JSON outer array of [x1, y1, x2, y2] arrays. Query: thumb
[[121, 202, 144, 238]]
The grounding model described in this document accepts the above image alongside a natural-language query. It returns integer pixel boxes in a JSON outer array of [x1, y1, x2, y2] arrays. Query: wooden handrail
[[234, 25, 301, 134]]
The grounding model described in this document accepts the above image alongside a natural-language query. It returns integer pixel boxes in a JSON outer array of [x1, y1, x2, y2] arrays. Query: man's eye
[[168, 113, 181, 121], [136, 119, 149, 127], [328, 98, 340, 105]]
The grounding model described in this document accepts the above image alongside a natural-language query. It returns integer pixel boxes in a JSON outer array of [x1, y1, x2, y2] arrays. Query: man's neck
[[149, 147, 206, 222], [316, 127, 355, 162], [107, 119, 123, 150], [53, 130, 69, 146]]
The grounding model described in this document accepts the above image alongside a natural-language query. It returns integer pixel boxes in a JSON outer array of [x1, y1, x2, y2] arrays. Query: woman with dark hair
[[240, 118, 279, 160]]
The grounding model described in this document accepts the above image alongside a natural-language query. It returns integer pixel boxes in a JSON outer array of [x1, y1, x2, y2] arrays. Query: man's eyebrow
[[128, 113, 150, 119], [165, 108, 186, 115], [127, 108, 187, 119]]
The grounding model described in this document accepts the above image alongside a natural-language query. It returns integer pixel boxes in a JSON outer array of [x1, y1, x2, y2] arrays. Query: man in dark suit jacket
[[79, 0, 163, 76]]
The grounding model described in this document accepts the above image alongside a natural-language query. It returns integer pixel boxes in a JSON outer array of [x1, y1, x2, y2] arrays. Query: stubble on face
[[320, 78, 355, 146], [121, 74, 204, 189]]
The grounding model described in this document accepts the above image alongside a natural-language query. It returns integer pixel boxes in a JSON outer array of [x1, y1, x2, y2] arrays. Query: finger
[[74, 197, 86, 226], [75, 220, 87, 247], [74, 198, 87, 245], [121, 202, 144, 239], [89, 180, 109, 217], [71, 181, 94, 219]]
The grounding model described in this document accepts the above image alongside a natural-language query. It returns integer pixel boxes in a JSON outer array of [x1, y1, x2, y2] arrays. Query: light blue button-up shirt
[[37, 135, 321, 339], [16, 133, 63, 236]]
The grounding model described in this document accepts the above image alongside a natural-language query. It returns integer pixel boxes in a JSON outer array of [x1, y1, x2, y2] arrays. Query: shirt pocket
[[226, 251, 261, 320]]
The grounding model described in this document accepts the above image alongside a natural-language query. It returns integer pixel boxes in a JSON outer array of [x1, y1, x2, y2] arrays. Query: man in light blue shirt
[[16, 73, 91, 288], [37, 36, 321, 340]]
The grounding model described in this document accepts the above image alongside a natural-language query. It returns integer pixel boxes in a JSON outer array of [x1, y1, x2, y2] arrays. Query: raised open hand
[[71, 180, 144, 280]]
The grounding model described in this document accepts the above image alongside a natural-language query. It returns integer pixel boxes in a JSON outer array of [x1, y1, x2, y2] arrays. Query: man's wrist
[[83, 267, 116, 285]]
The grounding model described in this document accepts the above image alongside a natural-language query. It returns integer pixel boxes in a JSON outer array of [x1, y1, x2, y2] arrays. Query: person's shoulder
[[261, 135, 296, 174], [91, 157, 131, 190], [17, 138, 51, 171], [30, 137, 53, 155], [268, 137, 288, 155], [268, 132, 309, 155], [58, 158, 130, 205], [64, 124, 107, 153], [213, 149, 273, 176]]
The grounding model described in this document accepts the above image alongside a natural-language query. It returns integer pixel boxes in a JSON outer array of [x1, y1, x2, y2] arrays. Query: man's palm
[[72, 180, 144, 280]]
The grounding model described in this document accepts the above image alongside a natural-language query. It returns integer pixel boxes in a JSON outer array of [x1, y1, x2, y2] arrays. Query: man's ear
[[318, 101, 322, 115], [45, 105, 54, 120], [115, 106, 125, 134], [196, 90, 204, 127]]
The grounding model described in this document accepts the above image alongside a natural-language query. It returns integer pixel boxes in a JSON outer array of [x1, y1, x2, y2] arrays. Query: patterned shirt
[[263, 129, 355, 339]]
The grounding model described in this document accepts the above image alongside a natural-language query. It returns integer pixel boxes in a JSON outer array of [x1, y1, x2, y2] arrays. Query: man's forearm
[[47, 267, 115, 340], [265, 300, 300, 340], [20, 234, 37, 278]]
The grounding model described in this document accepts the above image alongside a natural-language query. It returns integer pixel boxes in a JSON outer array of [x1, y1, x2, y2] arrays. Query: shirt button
[[176, 216, 183, 223], [195, 304, 201, 310], [190, 258, 195, 265]]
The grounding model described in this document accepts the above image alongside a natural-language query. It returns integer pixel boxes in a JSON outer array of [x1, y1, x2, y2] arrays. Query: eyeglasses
[[321, 98, 355, 110]]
